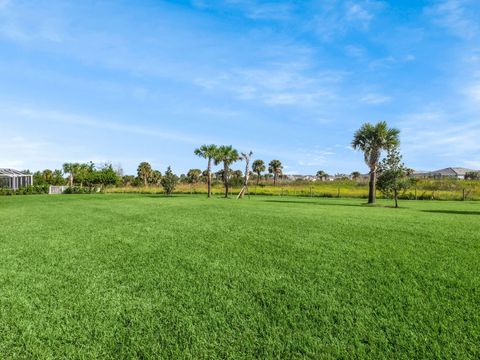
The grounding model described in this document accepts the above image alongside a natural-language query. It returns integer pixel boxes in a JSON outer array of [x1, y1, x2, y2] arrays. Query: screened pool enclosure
[[0, 169, 33, 190]]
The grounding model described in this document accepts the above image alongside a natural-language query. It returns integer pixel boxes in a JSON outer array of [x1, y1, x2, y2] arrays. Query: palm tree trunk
[[224, 163, 229, 198], [69, 174, 73, 187], [394, 189, 398, 208], [368, 171, 376, 204], [274, 174, 277, 186], [207, 158, 212, 198]]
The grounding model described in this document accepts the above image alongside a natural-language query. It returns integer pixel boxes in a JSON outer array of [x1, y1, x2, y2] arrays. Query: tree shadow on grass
[[260, 199, 362, 207], [422, 210, 480, 216]]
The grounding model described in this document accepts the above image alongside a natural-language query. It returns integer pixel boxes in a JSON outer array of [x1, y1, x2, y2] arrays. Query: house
[[414, 167, 477, 180], [0, 168, 34, 190], [285, 174, 317, 181]]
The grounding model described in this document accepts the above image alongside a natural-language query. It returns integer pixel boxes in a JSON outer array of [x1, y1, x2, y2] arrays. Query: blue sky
[[1, 0, 479, 175]]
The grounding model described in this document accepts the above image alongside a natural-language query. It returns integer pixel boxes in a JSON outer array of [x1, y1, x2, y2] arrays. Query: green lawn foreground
[[0, 194, 478, 359]]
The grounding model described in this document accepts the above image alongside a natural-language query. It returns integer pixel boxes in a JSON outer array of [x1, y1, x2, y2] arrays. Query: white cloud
[[346, 2, 373, 23], [297, 149, 335, 167], [465, 84, 480, 103], [344, 44, 366, 58], [360, 93, 392, 105], [192, 0, 294, 20], [0, 104, 210, 145], [426, 0, 479, 39], [195, 63, 345, 108], [360, 93, 391, 105], [399, 110, 480, 168]]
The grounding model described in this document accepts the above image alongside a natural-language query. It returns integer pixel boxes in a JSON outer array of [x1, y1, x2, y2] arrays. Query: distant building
[[0, 169, 33, 190], [414, 167, 477, 180], [285, 175, 317, 181]]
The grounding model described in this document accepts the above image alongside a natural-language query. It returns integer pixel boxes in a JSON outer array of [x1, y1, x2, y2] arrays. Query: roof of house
[[0, 168, 30, 177], [429, 167, 475, 176]]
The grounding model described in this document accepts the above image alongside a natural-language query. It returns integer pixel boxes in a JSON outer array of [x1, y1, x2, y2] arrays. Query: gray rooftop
[[430, 167, 476, 176], [0, 168, 30, 177]]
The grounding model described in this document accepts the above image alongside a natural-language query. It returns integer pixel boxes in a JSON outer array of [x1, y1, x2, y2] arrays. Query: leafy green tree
[[268, 160, 283, 186], [194, 144, 218, 198], [96, 164, 119, 188], [137, 162, 153, 187], [377, 148, 413, 208], [161, 166, 178, 195], [352, 121, 400, 204], [252, 160, 266, 187], [316, 170, 328, 181], [214, 145, 239, 198], [32, 171, 45, 185], [76, 162, 95, 187]]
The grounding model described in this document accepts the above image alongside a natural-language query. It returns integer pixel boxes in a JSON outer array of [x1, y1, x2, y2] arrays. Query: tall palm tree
[[252, 160, 266, 187], [352, 121, 400, 204], [137, 162, 152, 187], [194, 144, 218, 198], [268, 160, 283, 186], [214, 145, 239, 198]]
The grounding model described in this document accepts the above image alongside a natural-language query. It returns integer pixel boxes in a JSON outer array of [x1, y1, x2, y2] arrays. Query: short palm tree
[[252, 160, 266, 187], [268, 160, 283, 186], [137, 162, 152, 187], [351, 121, 400, 204], [194, 144, 218, 198], [63, 163, 77, 187], [316, 170, 328, 181], [214, 145, 239, 198], [351, 171, 361, 181]]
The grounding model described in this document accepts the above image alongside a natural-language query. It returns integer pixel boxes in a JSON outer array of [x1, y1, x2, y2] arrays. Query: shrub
[[161, 167, 178, 195], [0, 185, 49, 196], [63, 186, 101, 194]]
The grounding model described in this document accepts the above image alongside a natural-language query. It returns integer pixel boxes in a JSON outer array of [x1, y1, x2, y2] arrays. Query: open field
[[108, 179, 480, 201], [0, 194, 479, 359]]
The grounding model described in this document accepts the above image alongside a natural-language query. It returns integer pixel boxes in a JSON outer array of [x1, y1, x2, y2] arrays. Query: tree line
[[194, 144, 284, 198], [21, 121, 477, 205]]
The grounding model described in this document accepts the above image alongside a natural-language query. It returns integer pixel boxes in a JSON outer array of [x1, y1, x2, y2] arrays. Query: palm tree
[[352, 121, 400, 204], [63, 163, 75, 186], [187, 169, 202, 184], [137, 162, 152, 187], [316, 170, 328, 181], [150, 170, 162, 186], [194, 144, 218, 198], [351, 171, 361, 181], [252, 160, 266, 187], [214, 145, 239, 198], [268, 160, 283, 186]]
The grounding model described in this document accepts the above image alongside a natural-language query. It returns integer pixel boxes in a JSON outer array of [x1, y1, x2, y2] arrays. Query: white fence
[[49, 186, 68, 195]]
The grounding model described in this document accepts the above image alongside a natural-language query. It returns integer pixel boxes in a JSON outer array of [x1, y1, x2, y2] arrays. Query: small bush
[[0, 185, 49, 196], [63, 186, 101, 194]]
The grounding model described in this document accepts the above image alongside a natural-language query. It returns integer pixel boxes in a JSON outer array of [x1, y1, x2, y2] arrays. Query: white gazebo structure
[[0, 169, 33, 190]]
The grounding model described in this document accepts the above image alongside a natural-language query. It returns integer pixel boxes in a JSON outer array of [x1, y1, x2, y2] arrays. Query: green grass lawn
[[0, 195, 479, 359]]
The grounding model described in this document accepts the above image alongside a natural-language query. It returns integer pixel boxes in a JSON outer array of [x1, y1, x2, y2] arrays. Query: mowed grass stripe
[[0, 195, 478, 359]]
